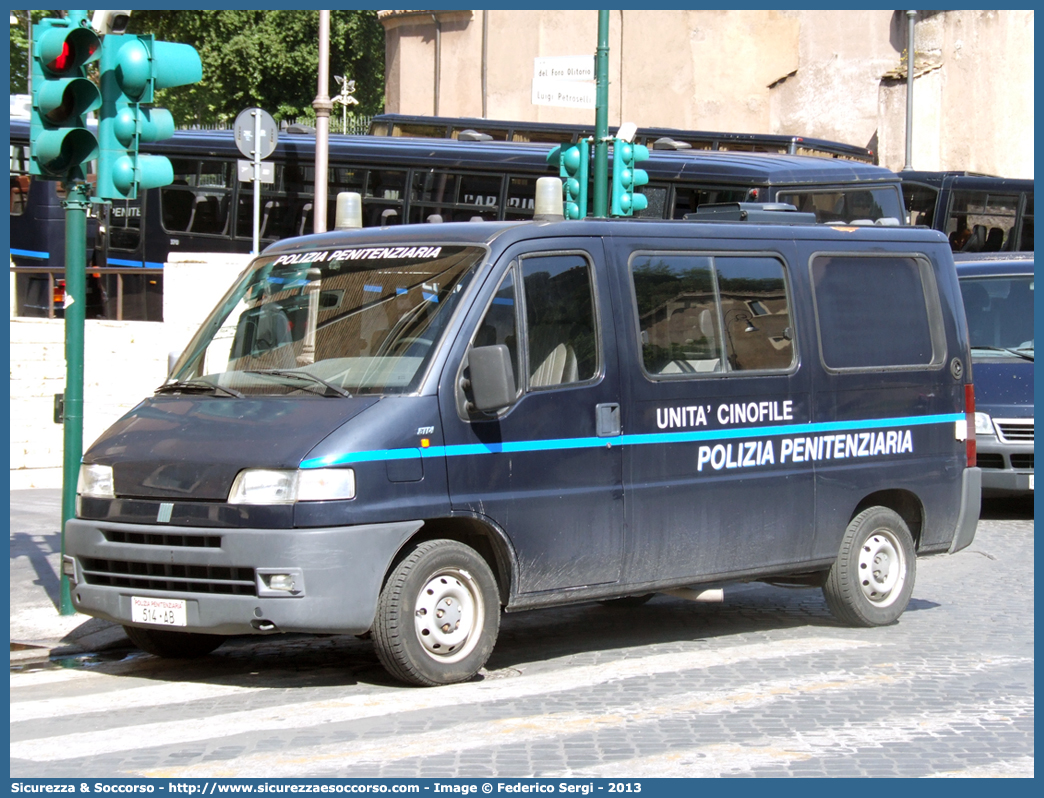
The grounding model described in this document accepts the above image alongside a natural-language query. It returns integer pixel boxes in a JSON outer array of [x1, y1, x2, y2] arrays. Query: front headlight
[[228, 468, 355, 504], [77, 464, 115, 498], [974, 412, 994, 436]]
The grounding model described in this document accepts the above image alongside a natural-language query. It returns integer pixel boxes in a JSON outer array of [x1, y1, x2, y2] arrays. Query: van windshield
[[959, 275, 1034, 359], [167, 245, 486, 396]]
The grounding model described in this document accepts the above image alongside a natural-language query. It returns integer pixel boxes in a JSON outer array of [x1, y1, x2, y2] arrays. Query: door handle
[[596, 403, 621, 437]]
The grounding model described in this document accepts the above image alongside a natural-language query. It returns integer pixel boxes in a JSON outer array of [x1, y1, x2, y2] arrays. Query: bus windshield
[[168, 245, 486, 396], [960, 275, 1034, 358]]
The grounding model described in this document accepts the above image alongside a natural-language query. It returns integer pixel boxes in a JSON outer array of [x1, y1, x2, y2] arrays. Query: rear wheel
[[123, 625, 225, 658], [373, 539, 500, 686], [823, 506, 916, 627]]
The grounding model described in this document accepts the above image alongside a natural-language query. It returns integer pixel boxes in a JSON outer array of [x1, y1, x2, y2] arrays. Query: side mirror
[[468, 345, 517, 412], [167, 350, 181, 377]]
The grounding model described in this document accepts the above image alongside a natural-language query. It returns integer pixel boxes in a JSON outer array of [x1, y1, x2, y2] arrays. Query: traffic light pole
[[59, 181, 90, 616], [593, 10, 610, 218]]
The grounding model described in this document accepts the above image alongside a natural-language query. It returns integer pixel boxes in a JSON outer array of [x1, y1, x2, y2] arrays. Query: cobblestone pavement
[[10, 500, 1033, 778]]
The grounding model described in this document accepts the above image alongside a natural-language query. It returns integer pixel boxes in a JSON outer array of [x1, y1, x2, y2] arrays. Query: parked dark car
[[955, 253, 1034, 496]]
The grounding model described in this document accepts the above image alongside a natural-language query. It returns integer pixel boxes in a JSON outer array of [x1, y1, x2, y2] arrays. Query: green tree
[[9, 10, 385, 126], [9, 11, 52, 96]]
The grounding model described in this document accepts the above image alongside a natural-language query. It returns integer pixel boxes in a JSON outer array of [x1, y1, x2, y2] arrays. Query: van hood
[[86, 395, 379, 500], [972, 359, 1034, 418]]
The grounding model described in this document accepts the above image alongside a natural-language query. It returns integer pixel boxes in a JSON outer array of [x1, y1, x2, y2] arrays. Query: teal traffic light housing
[[96, 33, 202, 200], [610, 138, 650, 216], [29, 12, 101, 181], [547, 139, 590, 220]]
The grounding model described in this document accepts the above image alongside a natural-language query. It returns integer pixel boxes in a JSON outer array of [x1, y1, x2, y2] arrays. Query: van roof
[[262, 217, 951, 258], [953, 252, 1034, 277]]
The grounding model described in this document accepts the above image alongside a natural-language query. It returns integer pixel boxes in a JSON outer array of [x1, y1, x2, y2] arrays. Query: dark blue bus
[[10, 116, 905, 321]]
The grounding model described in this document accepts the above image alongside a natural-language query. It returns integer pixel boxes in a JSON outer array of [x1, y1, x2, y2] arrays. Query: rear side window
[[811, 254, 943, 370], [631, 253, 794, 377]]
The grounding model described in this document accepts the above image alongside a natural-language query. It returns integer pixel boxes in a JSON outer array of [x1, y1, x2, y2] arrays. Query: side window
[[632, 255, 723, 375], [812, 255, 941, 370], [521, 253, 598, 388], [161, 159, 232, 236], [471, 268, 522, 399], [946, 191, 1019, 253], [631, 253, 793, 376], [902, 182, 939, 227], [716, 257, 794, 371], [1019, 193, 1033, 251]]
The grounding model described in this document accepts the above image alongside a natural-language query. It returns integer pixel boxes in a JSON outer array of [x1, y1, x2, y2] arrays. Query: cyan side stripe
[[301, 412, 963, 470], [11, 248, 49, 260]]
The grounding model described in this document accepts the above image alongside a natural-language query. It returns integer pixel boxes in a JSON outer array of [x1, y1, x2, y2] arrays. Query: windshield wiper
[[156, 380, 245, 398], [971, 345, 1034, 361], [244, 369, 352, 397]]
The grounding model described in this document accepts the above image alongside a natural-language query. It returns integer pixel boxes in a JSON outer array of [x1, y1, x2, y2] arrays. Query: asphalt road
[[9, 493, 1034, 778]]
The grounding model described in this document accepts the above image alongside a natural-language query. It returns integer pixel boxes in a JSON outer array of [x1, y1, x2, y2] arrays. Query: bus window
[[505, 177, 536, 220], [409, 170, 502, 223], [365, 169, 406, 226], [162, 159, 232, 236], [109, 200, 142, 251], [945, 192, 1018, 253]]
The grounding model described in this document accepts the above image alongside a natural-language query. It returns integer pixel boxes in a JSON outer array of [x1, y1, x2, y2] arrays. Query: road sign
[[234, 107, 278, 160], [532, 55, 596, 109], [237, 159, 274, 183]]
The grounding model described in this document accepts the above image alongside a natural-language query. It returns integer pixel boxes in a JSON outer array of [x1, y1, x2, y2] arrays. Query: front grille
[[1010, 454, 1034, 470], [101, 530, 222, 548], [977, 453, 1005, 469], [995, 419, 1033, 444], [81, 558, 256, 596]]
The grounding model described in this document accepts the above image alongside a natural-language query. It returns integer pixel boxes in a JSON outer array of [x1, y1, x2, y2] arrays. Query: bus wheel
[[123, 625, 225, 658], [373, 539, 500, 686], [823, 506, 916, 627]]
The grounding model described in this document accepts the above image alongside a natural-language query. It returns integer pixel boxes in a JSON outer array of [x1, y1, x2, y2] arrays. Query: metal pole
[[481, 10, 488, 118], [903, 10, 916, 171], [252, 109, 261, 254], [593, 10, 610, 218], [27, 11, 32, 96], [59, 181, 89, 616], [313, 10, 332, 233], [432, 13, 442, 116]]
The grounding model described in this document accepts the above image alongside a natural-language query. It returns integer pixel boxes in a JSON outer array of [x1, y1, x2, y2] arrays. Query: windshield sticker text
[[273, 246, 443, 266]]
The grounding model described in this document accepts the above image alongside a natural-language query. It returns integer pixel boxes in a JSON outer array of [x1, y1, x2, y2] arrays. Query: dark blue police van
[[955, 253, 1034, 496], [65, 206, 981, 686]]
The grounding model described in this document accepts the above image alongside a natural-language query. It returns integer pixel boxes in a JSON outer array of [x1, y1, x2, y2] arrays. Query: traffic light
[[546, 140, 590, 220], [610, 138, 650, 216], [96, 33, 202, 200], [29, 14, 101, 181]]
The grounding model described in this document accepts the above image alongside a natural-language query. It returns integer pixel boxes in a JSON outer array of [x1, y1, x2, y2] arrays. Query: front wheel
[[123, 625, 225, 658], [373, 539, 500, 686], [823, 506, 916, 627]]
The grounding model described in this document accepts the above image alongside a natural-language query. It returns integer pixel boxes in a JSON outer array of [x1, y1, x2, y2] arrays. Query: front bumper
[[977, 434, 1033, 496], [64, 518, 423, 636]]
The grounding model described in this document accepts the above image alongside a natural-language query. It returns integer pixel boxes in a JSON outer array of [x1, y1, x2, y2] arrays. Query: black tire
[[123, 625, 225, 658], [823, 506, 916, 627], [600, 593, 655, 608], [373, 539, 500, 686]]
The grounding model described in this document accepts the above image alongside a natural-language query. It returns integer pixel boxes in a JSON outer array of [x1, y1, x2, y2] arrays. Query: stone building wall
[[380, 9, 1033, 177]]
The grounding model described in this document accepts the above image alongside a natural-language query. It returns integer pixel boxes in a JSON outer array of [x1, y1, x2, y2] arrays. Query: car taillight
[[965, 384, 976, 467]]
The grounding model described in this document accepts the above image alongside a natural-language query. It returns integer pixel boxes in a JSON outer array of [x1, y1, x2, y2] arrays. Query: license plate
[[131, 596, 187, 627]]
